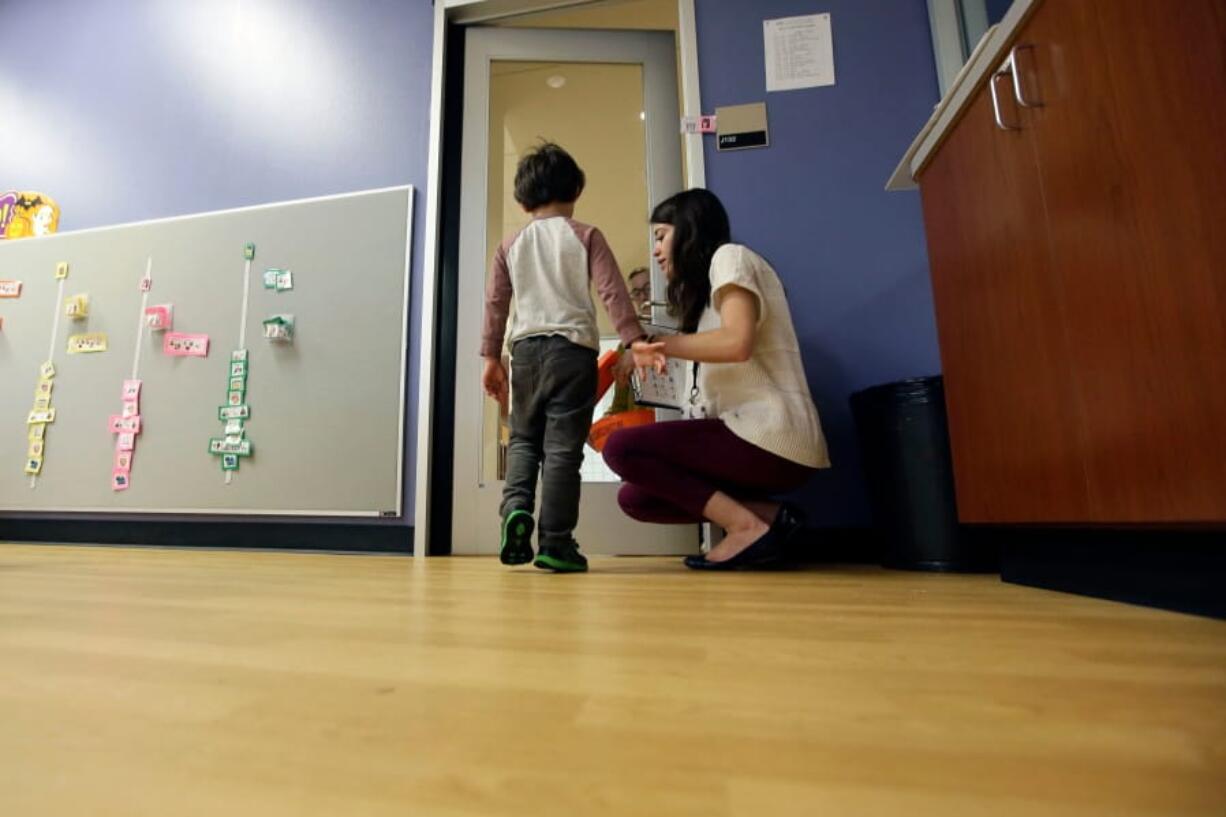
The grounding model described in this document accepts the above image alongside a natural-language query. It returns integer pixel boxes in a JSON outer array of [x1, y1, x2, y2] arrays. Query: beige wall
[[502, 0, 678, 31], [501, 0, 685, 191]]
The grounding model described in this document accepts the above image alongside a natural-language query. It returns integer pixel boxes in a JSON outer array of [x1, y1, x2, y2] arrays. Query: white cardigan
[[683, 244, 831, 469]]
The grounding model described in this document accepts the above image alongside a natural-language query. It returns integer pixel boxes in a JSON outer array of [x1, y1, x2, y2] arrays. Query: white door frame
[[413, 0, 706, 556]]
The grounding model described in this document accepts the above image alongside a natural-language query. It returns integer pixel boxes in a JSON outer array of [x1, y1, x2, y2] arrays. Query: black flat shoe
[[684, 504, 803, 571]]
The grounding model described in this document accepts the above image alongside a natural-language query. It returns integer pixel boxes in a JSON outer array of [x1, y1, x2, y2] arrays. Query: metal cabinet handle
[[1009, 45, 1042, 107], [989, 71, 1021, 131]]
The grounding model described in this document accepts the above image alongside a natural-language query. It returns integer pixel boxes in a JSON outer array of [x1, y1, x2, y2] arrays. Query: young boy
[[481, 143, 646, 572]]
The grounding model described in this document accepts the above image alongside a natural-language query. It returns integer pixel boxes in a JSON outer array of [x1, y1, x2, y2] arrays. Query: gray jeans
[[501, 336, 598, 549]]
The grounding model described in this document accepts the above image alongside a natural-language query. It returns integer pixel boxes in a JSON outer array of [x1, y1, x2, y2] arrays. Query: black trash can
[[850, 376, 987, 572]]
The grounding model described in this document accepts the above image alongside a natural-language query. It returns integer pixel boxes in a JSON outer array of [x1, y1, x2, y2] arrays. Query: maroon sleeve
[[583, 226, 645, 346], [480, 241, 513, 358]]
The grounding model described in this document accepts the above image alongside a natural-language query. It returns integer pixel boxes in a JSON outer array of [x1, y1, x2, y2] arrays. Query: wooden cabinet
[[917, 0, 1226, 524], [920, 72, 1093, 523]]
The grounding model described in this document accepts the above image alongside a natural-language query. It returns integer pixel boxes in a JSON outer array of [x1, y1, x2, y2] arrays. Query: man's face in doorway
[[627, 269, 651, 314]]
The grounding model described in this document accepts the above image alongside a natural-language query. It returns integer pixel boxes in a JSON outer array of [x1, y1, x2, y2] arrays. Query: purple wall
[[986, 0, 1015, 24], [694, 0, 941, 527], [0, 0, 433, 524], [4, 0, 944, 534]]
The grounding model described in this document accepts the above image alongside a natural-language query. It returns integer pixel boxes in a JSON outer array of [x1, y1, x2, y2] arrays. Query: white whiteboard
[[0, 187, 412, 516]]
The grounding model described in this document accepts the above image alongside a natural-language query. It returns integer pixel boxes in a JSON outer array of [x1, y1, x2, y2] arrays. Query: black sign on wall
[[718, 130, 769, 151]]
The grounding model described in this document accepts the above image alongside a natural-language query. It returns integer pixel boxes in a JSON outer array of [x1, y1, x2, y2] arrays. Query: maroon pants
[[601, 419, 815, 523]]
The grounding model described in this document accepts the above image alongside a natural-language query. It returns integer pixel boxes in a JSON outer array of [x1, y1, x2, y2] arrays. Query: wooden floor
[[0, 545, 1223, 817]]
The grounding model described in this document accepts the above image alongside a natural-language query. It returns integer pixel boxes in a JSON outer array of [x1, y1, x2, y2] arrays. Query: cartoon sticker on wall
[[0, 192, 15, 236], [0, 192, 59, 240]]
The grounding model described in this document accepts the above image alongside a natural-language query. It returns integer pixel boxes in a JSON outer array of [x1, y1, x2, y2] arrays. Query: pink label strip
[[163, 332, 209, 357], [108, 415, 141, 434]]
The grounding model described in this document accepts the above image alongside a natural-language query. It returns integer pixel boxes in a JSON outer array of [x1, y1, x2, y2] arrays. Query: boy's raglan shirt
[[481, 217, 644, 358]]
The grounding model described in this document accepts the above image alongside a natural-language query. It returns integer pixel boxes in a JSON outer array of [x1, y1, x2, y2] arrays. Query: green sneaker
[[533, 541, 588, 573], [500, 510, 535, 565]]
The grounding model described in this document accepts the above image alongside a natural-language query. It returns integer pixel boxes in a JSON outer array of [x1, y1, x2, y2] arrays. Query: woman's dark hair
[[650, 188, 731, 332], [514, 142, 586, 210]]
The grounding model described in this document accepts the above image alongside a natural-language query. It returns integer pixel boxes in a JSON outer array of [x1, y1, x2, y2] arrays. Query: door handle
[[1009, 45, 1042, 107], [989, 71, 1021, 131]]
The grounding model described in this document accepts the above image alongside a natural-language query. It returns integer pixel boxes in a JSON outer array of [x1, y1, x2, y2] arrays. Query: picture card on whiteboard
[[144, 304, 173, 331], [163, 332, 209, 357], [67, 332, 108, 354]]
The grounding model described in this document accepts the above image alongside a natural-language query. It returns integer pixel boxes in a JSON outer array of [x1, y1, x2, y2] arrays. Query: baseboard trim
[[0, 520, 413, 554], [998, 528, 1225, 620]]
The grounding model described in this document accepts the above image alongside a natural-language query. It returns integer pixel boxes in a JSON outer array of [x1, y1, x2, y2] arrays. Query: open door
[[451, 27, 695, 556]]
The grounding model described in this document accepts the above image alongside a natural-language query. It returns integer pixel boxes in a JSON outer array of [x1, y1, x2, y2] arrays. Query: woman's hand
[[481, 357, 508, 409], [645, 286, 759, 366], [631, 340, 668, 379]]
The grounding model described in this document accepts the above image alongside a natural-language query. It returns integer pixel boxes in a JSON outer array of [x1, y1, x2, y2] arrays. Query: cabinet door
[[1020, 0, 1226, 522], [920, 76, 1093, 523]]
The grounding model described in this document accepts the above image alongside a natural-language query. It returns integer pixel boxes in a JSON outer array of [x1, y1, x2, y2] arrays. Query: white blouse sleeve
[[709, 244, 767, 327]]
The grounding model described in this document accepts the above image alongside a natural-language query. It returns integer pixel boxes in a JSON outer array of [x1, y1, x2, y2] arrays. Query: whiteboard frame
[[0, 185, 413, 518]]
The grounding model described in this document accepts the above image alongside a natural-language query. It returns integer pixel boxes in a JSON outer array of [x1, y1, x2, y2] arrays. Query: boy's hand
[[630, 340, 667, 379], [482, 357, 508, 409]]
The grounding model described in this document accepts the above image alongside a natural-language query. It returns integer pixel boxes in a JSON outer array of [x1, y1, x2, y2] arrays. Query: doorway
[[450, 25, 694, 556]]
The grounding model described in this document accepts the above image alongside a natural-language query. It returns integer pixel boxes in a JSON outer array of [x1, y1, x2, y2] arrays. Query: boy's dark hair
[[514, 142, 586, 211]]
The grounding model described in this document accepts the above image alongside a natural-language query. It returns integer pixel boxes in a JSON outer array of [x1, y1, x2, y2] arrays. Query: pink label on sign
[[108, 415, 124, 433], [699, 115, 717, 133], [139, 277, 152, 292], [116, 432, 136, 451], [114, 449, 133, 473], [111, 470, 131, 491], [122, 379, 142, 401], [163, 332, 209, 357], [121, 400, 139, 419], [0, 280, 21, 298]]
